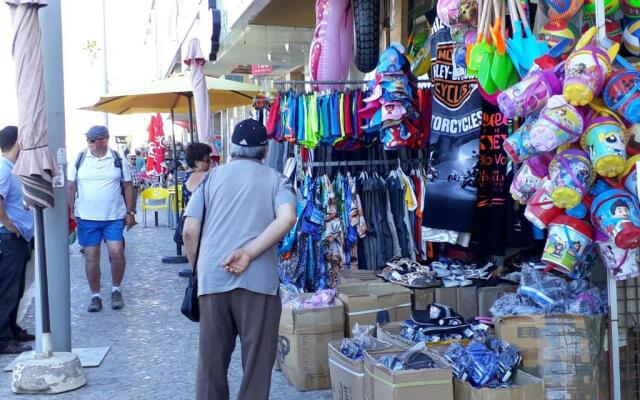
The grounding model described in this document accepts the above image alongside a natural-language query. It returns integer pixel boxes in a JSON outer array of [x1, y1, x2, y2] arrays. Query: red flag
[[146, 115, 157, 173], [153, 113, 166, 173]]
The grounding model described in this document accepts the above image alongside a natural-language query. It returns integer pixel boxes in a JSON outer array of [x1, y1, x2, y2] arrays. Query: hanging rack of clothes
[[265, 78, 433, 151], [279, 149, 431, 291]]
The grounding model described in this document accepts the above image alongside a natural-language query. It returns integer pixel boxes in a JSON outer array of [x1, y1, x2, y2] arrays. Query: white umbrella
[[184, 38, 215, 152]]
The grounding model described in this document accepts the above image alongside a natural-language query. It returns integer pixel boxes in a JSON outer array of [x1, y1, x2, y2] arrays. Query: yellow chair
[[168, 184, 184, 213], [140, 187, 170, 227]]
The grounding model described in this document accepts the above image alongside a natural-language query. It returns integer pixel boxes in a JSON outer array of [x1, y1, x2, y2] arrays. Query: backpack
[[75, 148, 124, 181], [74, 149, 125, 198]]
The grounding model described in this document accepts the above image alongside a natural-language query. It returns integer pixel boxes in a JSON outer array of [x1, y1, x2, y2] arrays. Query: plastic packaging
[[377, 343, 438, 371]]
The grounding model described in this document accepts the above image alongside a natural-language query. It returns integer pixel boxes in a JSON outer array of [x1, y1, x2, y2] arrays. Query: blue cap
[[85, 125, 109, 140]]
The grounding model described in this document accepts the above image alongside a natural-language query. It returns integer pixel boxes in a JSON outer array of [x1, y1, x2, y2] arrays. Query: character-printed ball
[[584, 0, 620, 16], [539, 21, 578, 53], [624, 19, 640, 56], [545, 0, 584, 21], [621, 0, 640, 19], [582, 18, 623, 43]]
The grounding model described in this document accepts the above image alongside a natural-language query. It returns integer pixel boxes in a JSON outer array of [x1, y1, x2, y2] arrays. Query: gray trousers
[[196, 289, 281, 400]]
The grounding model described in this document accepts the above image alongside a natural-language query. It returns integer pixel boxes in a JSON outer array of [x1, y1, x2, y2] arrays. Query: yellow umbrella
[[81, 74, 263, 115]]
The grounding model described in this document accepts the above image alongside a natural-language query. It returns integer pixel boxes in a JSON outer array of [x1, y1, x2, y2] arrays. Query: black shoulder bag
[[180, 175, 210, 322]]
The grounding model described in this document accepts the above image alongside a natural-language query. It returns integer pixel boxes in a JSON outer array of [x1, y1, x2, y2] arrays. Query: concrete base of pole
[[11, 352, 86, 394]]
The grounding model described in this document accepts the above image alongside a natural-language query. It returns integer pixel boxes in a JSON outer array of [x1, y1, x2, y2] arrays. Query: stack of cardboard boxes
[[278, 296, 345, 391], [496, 314, 608, 400]]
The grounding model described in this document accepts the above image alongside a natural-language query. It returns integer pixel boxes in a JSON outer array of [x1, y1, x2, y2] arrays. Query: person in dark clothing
[[0, 126, 34, 354]]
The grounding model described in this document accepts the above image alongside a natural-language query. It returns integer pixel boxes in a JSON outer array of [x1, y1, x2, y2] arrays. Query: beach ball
[[540, 21, 578, 53], [584, 0, 620, 16], [624, 19, 640, 55], [582, 19, 623, 43], [622, 0, 640, 18], [545, 0, 584, 21]]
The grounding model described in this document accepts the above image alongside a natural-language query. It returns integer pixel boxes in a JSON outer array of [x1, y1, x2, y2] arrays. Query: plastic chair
[[140, 187, 170, 227]]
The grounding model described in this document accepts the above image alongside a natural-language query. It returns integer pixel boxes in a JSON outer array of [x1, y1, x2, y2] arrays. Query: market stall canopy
[[80, 75, 262, 115]]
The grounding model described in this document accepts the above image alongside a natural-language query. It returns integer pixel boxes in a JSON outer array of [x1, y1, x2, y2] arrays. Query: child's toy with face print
[[549, 149, 595, 208], [525, 178, 564, 229], [563, 27, 620, 106], [543, 215, 594, 274], [603, 68, 640, 123], [597, 236, 640, 280], [529, 96, 584, 152], [619, 155, 640, 200], [581, 115, 628, 177], [504, 115, 540, 163], [497, 69, 563, 119], [591, 188, 640, 249], [510, 156, 551, 204]]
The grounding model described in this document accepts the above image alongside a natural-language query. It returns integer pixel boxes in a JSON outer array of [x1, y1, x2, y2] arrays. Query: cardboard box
[[338, 282, 412, 337], [434, 287, 478, 320], [476, 285, 517, 317], [363, 347, 453, 400], [376, 322, 414, 349], [495, 314, 607, 400], [278, 298, 345, 391], [454, 370, 545, 400], [328, 338, 398, 400], [338, 269, 381, 285], [376, 321, 470, 356]]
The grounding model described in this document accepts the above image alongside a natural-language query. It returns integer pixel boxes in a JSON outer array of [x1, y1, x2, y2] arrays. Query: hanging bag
[[181, 173, 212, 322]]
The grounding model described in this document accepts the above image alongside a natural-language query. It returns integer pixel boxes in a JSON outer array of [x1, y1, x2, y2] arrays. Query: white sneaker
[[431, 262, 451, 278], [442, 276, 460, 287]]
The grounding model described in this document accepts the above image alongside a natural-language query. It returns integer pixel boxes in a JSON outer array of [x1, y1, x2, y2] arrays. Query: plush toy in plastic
[[563, 27, 620, 106], [309, 0, 353, 88]]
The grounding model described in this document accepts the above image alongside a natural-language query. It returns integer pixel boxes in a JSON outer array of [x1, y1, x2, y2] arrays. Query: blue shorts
[[77, 218, 125, 247]]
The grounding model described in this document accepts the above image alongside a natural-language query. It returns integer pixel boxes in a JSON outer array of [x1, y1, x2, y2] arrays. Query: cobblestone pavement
[[0, 213, 332, 400]]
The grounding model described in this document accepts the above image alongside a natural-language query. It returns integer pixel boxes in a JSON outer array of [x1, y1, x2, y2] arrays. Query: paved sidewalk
[[0, 214, 332, 400]]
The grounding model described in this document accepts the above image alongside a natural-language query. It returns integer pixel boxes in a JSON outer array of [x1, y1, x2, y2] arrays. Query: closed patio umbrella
[[8, 0, 58, 208], [184, 38, 215, 151], [7, 0, 59, 356]]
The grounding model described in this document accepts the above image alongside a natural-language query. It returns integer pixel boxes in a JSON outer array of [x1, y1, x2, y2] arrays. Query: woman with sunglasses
[[174, 143, 213, 253]]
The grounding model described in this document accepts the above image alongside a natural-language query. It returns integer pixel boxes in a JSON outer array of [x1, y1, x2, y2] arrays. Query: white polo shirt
[[68, 149, 132, 221]]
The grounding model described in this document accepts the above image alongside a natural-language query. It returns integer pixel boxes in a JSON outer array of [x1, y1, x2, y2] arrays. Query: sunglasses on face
[[88, 137, 107, 143]]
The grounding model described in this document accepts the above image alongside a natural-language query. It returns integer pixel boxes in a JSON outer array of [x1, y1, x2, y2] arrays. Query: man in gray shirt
[[183, 119, 296, 400]]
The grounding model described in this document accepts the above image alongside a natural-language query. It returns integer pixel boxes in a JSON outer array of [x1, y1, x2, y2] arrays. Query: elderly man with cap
[[183, 118, 296, 400], [67, 126, 136, 312]]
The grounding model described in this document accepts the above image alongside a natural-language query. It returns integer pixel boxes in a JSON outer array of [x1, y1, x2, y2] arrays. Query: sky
[[0, 0, 161, 158]]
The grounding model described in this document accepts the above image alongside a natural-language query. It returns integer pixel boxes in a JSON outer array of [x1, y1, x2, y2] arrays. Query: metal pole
[[188, 95, 196, 143], [102, 0, 109, 129], [595, 0, 620, 396], [33, 208, 52, 356], [162, 110, 188, 264], [38, 0, 71, 353]]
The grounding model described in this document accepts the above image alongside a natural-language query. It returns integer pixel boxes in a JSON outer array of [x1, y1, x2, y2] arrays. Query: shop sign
[[251, 64, 272, 76]]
